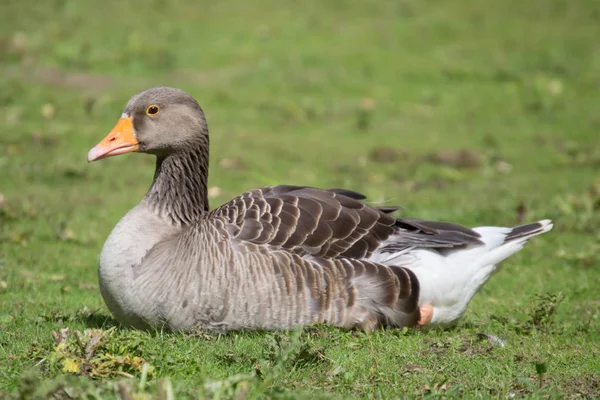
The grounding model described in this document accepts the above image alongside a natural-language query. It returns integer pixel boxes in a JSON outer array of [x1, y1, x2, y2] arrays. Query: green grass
[[1, 0, 600, 398]]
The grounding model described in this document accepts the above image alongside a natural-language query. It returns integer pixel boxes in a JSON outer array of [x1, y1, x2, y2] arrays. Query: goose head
[[88, 87, 208, 162]]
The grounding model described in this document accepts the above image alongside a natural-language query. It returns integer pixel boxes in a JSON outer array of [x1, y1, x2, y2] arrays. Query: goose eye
[[146, 105, 160, 116]]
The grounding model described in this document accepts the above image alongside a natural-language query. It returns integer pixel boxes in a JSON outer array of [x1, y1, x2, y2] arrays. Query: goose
[[87, 87, 553, 333]]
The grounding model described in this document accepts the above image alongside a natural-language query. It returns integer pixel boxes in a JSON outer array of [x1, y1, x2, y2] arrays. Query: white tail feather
[[393, 219, 554, 325]]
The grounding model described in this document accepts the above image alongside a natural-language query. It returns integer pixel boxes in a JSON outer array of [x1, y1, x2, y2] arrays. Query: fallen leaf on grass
[[52, 328, 70, 345], [208, 186, 222, 198], [495, 159, 513, 173], [84, 329, 104, 360], [41, 103, 56, 119], [401, 363, 423, 376], [62, 357, 81, 374], [46, 327, 154, 379], [477, 332, 506, 348]]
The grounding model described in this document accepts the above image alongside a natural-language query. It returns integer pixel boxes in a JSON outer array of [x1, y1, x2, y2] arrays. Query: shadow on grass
[[77, 310, 118, 329]]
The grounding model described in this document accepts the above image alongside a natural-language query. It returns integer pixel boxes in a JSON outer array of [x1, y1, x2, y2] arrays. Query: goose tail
[[473, 219, 553, 267], [412, 219, 553, 326]]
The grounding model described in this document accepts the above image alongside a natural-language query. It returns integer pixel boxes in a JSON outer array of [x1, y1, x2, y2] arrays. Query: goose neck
[[145, 144, 210, 224]]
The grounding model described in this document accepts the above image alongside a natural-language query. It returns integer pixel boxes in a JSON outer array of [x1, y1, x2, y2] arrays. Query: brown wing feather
[[210, 185, 484, 259], [210, 186, 398, 258]]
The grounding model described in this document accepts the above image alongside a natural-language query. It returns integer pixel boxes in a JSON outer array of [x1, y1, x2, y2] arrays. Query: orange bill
[[87, 116, 139, 162]]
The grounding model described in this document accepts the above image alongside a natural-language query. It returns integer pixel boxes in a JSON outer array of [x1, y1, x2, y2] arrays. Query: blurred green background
[[1, 0, 599, 398]]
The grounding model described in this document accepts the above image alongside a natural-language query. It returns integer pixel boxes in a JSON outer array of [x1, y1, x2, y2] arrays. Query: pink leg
[[417, 304, 434, 326]]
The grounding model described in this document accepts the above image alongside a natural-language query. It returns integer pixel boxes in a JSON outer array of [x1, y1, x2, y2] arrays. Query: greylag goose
[[87, 87, 553, 333]]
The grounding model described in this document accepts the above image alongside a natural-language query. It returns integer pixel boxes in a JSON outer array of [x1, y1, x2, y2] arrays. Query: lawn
[[1, 0, 599, 398]]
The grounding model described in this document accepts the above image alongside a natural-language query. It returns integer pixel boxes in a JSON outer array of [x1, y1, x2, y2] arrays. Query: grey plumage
[[88, 87, 553, 333]]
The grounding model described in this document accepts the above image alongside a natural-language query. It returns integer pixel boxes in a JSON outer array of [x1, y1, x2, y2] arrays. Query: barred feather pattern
[[130, 211, 422, 331], [95, 87, 551, 333], [102, 153, 486, 331], [126, 177, 485, 332]]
